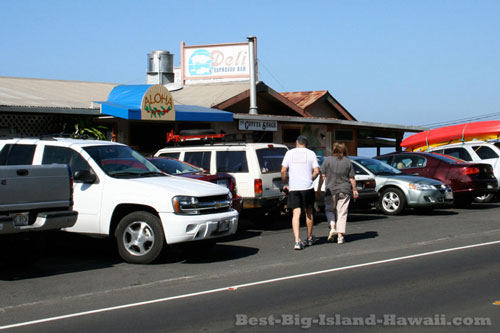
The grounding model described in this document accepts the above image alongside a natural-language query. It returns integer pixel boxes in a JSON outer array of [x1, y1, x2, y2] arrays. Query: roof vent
[[147, 50, 174, 85]]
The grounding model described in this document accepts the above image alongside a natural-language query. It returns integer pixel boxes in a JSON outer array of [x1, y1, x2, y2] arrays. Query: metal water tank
[[147, 50, 174, 85]]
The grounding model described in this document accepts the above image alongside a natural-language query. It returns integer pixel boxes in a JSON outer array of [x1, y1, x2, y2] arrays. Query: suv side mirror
[[73, 170, 97, 184]]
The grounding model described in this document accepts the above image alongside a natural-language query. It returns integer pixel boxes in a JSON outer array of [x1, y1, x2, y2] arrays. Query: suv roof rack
[[0, 134, 59, 141], [166, 129, 226, 145], [165, 130, 265, 146]]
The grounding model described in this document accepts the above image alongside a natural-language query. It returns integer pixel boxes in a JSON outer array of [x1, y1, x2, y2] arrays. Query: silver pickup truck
[[0, 164, 77, 234]]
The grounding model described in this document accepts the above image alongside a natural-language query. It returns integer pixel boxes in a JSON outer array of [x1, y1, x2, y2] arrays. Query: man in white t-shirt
[[281, 135, 320, 250]]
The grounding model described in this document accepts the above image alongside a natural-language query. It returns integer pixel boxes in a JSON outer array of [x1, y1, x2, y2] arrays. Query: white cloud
[[196, 67, 211, 75], [191, 54, 211, 65]]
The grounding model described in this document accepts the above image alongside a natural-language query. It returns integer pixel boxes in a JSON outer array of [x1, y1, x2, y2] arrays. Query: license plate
[[445, 191, 453, 200], [11, 212, 29, 226], [218, 220, 230, 232], [487, 184, 493, 189]]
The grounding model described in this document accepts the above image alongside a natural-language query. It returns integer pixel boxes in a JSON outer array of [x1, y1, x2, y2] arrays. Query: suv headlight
[[172, 196, 199, 215], [409, 183, 434, 190]]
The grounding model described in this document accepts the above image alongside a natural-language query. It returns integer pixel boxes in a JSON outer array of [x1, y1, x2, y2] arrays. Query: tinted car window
[[375, 156, 391, 165], [42, 146, 94, 178], [392, 155, 426, 169], [442, 148, 472, 161], [185, 152, 211, 171], [216, 151, 248, 173], [353, 163, 368, 175], [159, 152, 180, 159], [0, 144, 36, 165], [356, 158, 401, 175], [256, 147, 287, 173], [472, 146, 499, 159]]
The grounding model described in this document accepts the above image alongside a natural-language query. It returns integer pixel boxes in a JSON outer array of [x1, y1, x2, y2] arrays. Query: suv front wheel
[[115, 211, 165, 264]]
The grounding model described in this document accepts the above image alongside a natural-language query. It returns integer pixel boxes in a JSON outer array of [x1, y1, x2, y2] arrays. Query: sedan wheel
[[379, 188, 406, 215], [473, 193, 496, 203], [115, 211, 165, 264]]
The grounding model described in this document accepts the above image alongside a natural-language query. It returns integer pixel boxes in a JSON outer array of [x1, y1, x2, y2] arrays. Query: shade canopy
[[97, 85, 233, 122]]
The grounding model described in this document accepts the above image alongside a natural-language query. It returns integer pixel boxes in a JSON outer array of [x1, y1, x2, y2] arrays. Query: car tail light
[[254, 179, 263, 196], [67, 165, 74, 207], [231, 177, 238, 195], [461, 167, 480, 175], [365, 179, 376, 188]]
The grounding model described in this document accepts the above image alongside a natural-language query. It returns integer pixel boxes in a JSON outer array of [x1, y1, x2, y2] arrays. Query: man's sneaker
[[337, 235, 344, 244], [327, 228, 337, 242], [306, 235, 317, 247], [294, 241, 304, 250]]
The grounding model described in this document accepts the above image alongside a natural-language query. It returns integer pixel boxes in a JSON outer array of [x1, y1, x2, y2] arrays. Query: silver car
[[351, 156, 454, 215]]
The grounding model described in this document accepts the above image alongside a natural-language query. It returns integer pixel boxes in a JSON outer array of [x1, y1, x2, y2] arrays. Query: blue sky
[[1, 0, 499, 129]]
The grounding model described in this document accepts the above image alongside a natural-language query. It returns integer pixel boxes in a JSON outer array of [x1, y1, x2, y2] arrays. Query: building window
[[334, 129, 353, 141], [283, 128, 301, 143]]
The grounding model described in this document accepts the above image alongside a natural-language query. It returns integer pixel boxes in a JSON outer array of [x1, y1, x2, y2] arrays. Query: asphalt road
[[1, 203, 500, 332]]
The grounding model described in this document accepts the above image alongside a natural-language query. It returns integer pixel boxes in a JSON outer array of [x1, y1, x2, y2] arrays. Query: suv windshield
[[256, 147, 288, 173], [149, 158, 202, 175], [84, 145, 164, 178]]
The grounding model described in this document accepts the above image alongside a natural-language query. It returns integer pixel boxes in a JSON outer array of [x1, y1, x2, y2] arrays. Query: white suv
[[155, 142, 289, 217], [425, 140, 500, 202], [0, 138, 239, 264]]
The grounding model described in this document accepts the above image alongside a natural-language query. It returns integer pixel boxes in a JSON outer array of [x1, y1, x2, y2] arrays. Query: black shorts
[[287, 189, 315, 210]]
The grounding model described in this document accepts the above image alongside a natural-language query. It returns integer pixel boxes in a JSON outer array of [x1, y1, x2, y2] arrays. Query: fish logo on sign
[[188, 49, 212, 76]]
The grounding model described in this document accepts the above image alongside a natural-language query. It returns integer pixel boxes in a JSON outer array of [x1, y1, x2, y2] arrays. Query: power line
[[257, 57, 288, 92], [420, 112, 500, 128]]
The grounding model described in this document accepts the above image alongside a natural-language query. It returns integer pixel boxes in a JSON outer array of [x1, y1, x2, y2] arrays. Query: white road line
[[2, 239, 500, 330]]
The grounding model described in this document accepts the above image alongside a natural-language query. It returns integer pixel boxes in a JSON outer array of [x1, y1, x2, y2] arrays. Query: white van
[[425, 140, 500, 202], [155, 143, 289, 216]]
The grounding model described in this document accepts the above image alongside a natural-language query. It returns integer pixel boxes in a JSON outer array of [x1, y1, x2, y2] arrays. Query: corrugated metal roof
[[0, 76, 116, 109], [170, 81, 250, 107], [0, 77, 252, 111], [280, 91, 328, 109]]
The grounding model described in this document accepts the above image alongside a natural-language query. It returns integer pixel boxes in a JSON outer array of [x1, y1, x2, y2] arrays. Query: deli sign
[[238, 120, 277, 132], [181, 41, 256, 84]]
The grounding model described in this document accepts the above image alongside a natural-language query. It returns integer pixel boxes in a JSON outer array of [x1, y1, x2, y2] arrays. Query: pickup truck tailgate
[[0, 164, 72, 212]]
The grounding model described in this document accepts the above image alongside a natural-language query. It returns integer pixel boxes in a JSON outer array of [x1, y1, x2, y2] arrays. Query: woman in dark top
[[316, 142, 359, 244]]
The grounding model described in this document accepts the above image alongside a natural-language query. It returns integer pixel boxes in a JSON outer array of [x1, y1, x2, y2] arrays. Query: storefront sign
[[238, 120, 277, 132], [141, 85, 175, 121], [182, 41, 255, 84]]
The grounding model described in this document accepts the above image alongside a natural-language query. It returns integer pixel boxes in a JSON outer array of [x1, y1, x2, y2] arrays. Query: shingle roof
[[280, 91, 329, 109], [280, 90, 356, 121]]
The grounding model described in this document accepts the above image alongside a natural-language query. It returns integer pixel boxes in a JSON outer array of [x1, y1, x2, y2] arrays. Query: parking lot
[[1, 202, 500, 330]]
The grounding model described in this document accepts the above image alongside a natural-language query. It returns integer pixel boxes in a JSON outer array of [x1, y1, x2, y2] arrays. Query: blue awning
[[96, 85, 233, 122]]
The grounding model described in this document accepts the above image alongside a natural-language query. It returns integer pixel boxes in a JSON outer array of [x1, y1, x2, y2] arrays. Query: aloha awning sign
[[141, 85, 175, 121]]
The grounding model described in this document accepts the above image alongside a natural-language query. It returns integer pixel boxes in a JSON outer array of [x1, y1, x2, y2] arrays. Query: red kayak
[[402, 121, 500, 151]]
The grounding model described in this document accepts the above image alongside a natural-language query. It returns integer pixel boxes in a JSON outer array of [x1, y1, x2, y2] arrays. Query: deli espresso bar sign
[[238, 120, 277, 132]]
